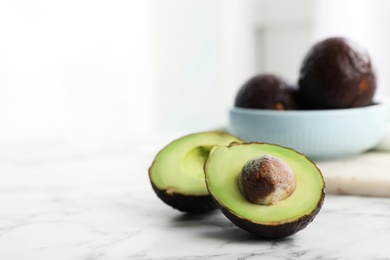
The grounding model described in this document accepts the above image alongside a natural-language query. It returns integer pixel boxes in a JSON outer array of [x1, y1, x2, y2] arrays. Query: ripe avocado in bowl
[[234, 74, 298, 110], [298, 37, 376, 109], [229, 37, 389, 161]]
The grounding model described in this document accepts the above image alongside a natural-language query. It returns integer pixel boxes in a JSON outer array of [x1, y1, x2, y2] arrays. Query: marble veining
[[1, 136, 390, 259]]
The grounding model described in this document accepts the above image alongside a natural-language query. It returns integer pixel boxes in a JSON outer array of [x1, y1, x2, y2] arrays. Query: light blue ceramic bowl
[[228, 101, 390, 161]]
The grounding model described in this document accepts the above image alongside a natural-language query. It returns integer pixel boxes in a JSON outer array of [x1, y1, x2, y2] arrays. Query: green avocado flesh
[[205, 143, 325, 225], [150, 131, 242, 196]]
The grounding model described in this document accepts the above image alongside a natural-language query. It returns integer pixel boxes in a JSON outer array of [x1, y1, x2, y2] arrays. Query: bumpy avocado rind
[[298, 37, 376, 109], [204, 142, 325, 238], [148, 131, 242, 213], [234, 74, 298, 110]]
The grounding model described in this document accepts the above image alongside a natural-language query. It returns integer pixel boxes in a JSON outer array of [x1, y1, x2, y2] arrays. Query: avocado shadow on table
[[169, 211, 292, 243]]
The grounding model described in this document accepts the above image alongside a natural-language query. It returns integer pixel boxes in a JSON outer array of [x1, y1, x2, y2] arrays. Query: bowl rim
[[229, 99, 390, 117]]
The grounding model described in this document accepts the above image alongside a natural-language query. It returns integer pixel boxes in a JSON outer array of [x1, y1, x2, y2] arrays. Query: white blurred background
[[0, 0, 389, 141]]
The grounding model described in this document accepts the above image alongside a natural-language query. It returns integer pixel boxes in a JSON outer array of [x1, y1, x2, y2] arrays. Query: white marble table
[[1, 135, 390, 260]]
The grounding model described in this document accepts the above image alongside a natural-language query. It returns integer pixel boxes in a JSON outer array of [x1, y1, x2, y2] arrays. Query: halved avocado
[[148, 131, 242, 213], [204, 142, 325, 238]]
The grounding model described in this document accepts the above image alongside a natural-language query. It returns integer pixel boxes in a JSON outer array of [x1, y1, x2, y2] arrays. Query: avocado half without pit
[[204, 142, 325, 238], [148, 131, 242, 213]]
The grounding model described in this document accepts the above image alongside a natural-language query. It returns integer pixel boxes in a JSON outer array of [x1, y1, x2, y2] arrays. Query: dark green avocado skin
[[234, 74, 297, 110], [150, 181, 217, 214], [210, 188, 325, 239], [298, 37, 376, 109]]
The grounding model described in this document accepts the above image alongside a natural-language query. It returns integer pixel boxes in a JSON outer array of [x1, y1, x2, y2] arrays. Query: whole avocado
[[298, 37, 376, 109], [234, 74, 297, 110]]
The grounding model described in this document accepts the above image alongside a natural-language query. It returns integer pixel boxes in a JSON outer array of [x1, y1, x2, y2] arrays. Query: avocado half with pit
[[149, 131, 242, 213], [204, 142, 325, 238]]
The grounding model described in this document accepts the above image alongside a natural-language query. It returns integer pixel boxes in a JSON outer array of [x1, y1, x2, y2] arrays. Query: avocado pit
[[238, 155, 296, 205]]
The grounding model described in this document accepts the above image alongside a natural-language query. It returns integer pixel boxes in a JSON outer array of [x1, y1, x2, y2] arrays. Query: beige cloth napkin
[[374, 124, 390, 151]]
